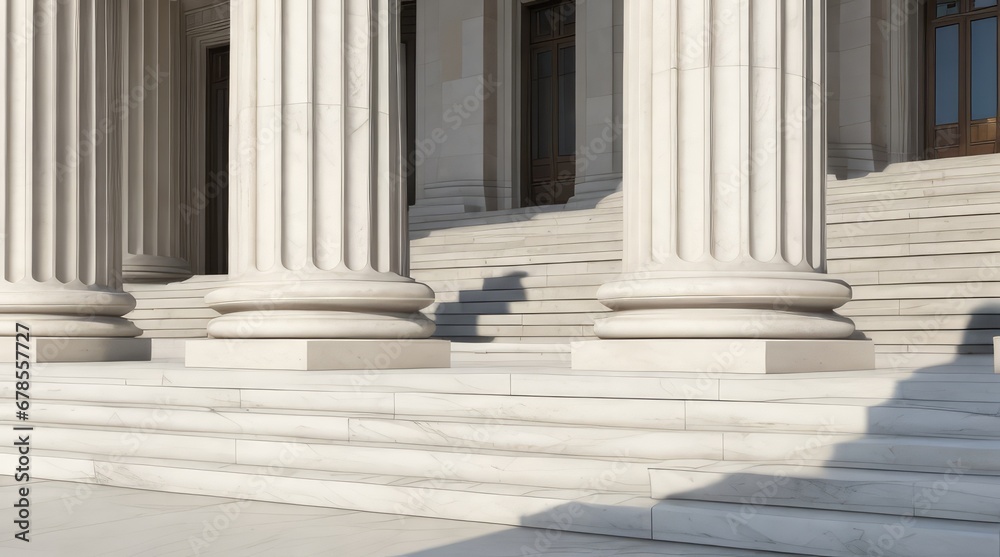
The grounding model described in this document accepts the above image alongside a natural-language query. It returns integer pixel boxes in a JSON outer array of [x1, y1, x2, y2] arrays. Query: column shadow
[[433, 271, 528, 343]]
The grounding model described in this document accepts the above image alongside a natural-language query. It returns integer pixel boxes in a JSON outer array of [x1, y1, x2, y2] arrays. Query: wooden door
[[524, 0, 576, 206]]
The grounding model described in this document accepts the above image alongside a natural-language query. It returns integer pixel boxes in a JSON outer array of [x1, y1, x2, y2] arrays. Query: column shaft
[[596, 0, 855, 340], [0, 0, 148, 360], [204, 0, 436, 341], [122, 0, 191, 282]]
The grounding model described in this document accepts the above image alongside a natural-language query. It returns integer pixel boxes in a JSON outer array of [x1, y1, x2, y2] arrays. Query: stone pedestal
[[0, 1, 148, 362], [573, 339, 875, 374], [186, 0, 448, 370], [187, 339, 449, 371], [572, 0, 873, 373]]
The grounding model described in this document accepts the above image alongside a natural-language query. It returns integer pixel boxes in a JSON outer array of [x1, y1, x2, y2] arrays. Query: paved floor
[[0, 478, 801, 557]]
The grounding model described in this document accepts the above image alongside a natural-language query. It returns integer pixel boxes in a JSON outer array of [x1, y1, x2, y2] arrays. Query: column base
[[571, 339, 875, 374], [185, 339, 451, 370], [122, 254, 193, 283], [0, 338, 151, 363]]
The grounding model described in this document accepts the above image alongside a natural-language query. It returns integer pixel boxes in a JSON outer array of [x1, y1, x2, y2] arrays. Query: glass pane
[[536, 48, 552, 78], [936, 24, 960, 125], [557, 45, 576, 157], [937, 1, 960, 17], [975, 0, 999, 9], [562, 2, 576, 25], [536, 9, 553, 38], [972, 17, 998, 120]]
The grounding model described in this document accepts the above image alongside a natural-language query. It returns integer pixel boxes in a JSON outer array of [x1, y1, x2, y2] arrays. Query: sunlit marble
[[0, 479, 796, 556]]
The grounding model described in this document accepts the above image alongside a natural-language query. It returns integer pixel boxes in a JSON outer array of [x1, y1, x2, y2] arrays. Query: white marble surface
[[573, 340, 876, 374], [652, 500, 1000, 557], [234, 438, 653, 492], [392, 392, 685, 428], [650, 461, 1000, 522], [0, 478, 796, 556], [348, 418, 725, 460]]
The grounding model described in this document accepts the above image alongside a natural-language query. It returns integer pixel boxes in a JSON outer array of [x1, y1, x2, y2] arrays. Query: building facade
[[5, 3, 1000, 556], [0, 0, 995, 367]]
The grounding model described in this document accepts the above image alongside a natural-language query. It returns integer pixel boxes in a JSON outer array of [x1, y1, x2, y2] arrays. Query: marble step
[[124, 276, 228, 292], [432, 324, 594, 339], [412, 241, 623, 263], [828, 156, 1000, 185], [6, 399, 1000, 474], [830, 238, 1000, 259], [411, 221, 624, 246], [411, 260, 621, 280], [410, 209, 622, 232], [835, 266, 1000, 286], [650, 460, 1000, 522], [723, 431, 1000, 474], [23, 363, 1000, 404], [410, 250, 623, 270], [852, 314, 1000, 330], [828, 175, 1000, 203], [385, 394, 1000, 439], [0, 448, 658, 540], [426, 298, 609, 314], [827, 224, 1000, 249], [423, 284, 600, 303], [829, 190, 1000, 215], [828, 201, 1000, 224], [827, 212, 1000, 238], [0, 425, 662, 492], [829, 171, 1000, 196], [411, 230, 623, 251], [864, 330, 999, 346], [651, 499, 1000, 557], [431, 313, 599, 327], [422, 276, 611, 295], [352, 420, 1000, 473], [828, 252, 1000, 273]]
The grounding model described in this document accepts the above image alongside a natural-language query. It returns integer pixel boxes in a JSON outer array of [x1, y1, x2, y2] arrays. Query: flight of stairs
[[3, 362, 999, 556], [409, 192, 622, 344], [828, 155, 1000, 367]]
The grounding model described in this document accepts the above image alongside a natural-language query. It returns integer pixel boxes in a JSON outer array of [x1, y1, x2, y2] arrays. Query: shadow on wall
[[432, 271, 528, 343]]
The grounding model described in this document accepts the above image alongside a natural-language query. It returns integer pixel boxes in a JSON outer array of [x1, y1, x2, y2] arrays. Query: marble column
[[121, 0, 192, 282], [186, 0, 449, 370], [0, 0, 149, 362], [572, 0, 874, 373]]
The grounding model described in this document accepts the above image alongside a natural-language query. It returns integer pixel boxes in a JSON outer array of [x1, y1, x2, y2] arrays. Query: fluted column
[[573, 0, 873, 373], [121, 0, 191, 283], [0, 0, 149, 361], [187, 0, 448, 370]]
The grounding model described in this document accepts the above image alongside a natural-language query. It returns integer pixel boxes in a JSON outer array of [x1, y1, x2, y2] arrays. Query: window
[[523, 0, 576, 206], [927, 0, 1000, 158]]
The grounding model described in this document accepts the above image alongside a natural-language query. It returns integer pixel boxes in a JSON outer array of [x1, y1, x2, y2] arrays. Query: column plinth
[[187, 0, 447, 370], [0, 0, 149, 362], [572, 0, 873, 373]]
